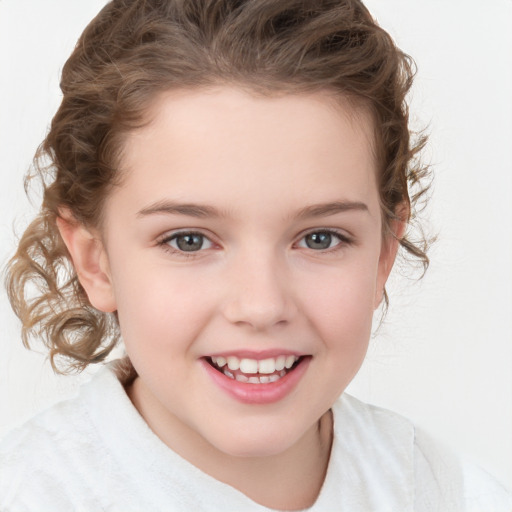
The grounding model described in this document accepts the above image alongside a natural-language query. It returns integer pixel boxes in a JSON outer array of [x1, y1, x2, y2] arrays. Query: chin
[[205, 422, 307, 459]]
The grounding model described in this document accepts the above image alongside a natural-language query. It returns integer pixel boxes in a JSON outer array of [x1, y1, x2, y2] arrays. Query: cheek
[[306, 285, 374, 362], [109, 258, 217, 354], [297, 269, 375, 406], [299, 258, 378, 337]]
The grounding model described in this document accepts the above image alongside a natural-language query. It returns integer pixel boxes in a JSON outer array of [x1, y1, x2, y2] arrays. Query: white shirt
[[1, 364, 511, 511]]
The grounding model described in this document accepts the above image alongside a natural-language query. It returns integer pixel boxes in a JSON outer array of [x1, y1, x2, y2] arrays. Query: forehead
[[113, 87, 379, 219]]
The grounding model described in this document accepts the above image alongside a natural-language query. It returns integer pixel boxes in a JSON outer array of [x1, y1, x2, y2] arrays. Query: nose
[[222, 250, 297, 331]]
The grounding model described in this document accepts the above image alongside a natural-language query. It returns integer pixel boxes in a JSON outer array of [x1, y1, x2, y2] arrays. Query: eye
[[297, 230, 348, 250], [165, 232, 213, 252]]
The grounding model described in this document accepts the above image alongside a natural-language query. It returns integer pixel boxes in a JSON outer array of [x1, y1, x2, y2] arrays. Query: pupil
[[306, 232, 331, 250], [177, 234, 203, 251]]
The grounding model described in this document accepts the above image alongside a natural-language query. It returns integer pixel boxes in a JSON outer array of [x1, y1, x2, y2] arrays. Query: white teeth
[[227, 356, 240, 371], [221, 367, 295, 384], [285, 355, 297, 369], [258, 358, 276, 374], [239, 358, 258, 374], [275, 355, 286, 371], [213, 354, 302, 377]]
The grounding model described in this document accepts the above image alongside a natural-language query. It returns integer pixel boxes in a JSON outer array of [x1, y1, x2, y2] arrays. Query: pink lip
[[201, 356, 311, 405], [206, 349, 304, 359]]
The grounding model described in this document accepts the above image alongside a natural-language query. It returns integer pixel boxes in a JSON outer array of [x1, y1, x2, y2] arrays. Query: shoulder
[[412, 426, 465, 509], [0, 366, 124, 511], [460, 458, 512, 512], [331, 394, 512, 511], [414, 427, 512, 512]]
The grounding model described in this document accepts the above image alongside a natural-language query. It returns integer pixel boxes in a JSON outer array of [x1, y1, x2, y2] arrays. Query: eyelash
[[158, 231, 214, 258], [157, 228, 353, 258], [296, 229, 352, 252]]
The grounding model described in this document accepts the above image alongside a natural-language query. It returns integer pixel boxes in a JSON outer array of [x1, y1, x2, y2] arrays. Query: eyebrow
[[136, 199, 368, 219], [295, 201, 369, 219], [137, 200, 224, 218]]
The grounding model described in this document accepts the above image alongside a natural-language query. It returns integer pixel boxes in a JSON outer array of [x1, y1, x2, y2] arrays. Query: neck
[[127, 377, 333, 510]]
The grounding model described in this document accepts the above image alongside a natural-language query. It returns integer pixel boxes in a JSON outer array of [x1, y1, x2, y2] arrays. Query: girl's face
[[93, 87, 396, 458]]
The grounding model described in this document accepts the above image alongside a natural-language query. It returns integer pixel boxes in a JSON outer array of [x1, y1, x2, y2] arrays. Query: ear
[[56, 211, 117, 313], [374, 208, 408, 309]]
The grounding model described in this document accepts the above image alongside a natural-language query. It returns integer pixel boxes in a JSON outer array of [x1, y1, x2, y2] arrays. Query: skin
[[58, 87, 402, 510]]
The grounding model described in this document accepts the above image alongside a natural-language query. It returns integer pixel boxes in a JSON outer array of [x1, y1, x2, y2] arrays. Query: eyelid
[[156, 227, 353, 256], [295, 228, 353, 250], [157, 229, 218, 255], [158, 227, 215, 242]]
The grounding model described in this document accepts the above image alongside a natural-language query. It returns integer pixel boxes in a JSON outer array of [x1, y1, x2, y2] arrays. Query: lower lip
[[202, 357, 310, 405]]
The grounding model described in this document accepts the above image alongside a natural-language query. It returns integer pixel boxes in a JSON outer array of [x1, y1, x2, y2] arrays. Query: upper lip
[[204, 349, 307, 360]]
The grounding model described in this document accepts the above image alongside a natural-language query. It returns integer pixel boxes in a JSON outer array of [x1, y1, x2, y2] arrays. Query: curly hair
[[5, 0, 430, 373]]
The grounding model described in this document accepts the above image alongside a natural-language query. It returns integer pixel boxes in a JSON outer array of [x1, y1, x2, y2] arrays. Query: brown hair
[[5, 0, 430, 373]]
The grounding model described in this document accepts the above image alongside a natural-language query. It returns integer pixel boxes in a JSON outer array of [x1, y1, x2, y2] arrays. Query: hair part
[[5, 0, 431, 373]]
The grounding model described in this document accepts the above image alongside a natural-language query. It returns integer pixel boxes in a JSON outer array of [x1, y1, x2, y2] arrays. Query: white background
[[1, 0, 511, 490]]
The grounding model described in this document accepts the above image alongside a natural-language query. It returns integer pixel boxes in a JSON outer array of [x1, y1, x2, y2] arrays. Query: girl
[[1, 0, 511, 510]]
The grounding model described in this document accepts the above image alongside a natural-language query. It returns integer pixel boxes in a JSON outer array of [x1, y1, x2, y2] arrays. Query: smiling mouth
[[206, 355, 305, 384]]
